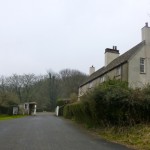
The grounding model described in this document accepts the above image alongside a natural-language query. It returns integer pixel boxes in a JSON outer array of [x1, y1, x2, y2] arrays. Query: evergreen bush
[[63, 80, 150, 127]]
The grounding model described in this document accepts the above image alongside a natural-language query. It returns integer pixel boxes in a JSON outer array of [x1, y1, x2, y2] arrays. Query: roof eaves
[[80, 41, 145, 88]]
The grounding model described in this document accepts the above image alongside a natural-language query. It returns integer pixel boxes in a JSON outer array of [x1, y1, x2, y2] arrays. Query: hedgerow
[[63, 80, 150, 127], [56, 100, 67, 116]]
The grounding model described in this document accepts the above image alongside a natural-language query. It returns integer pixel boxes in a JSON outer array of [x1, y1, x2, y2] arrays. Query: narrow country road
[[0, 113, 132, 150]]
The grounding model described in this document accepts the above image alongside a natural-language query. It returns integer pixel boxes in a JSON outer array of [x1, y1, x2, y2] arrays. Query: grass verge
[[0, 114, 26, 121], [89, 124, 150, 150], [65, 118, 150, 150]]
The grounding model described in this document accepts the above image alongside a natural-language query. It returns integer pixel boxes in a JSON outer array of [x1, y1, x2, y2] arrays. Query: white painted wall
[[128, 45, 150, 88], [105, 52, 119, 66], [55, 106, 59, 116], [128, 46, 146, 88], [79, 24, 150, 98], [128, 25, 150, 88], [89, 66, 95, 75], [142, 24, 150, 45]]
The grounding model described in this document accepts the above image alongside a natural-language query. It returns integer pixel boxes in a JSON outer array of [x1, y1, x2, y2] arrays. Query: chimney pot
[[145, 22, 148, 27], [105, 46, 119, 66], [112, 46, 117, 50], [89, 66, 95, 75], [142, 22, 150, 44]]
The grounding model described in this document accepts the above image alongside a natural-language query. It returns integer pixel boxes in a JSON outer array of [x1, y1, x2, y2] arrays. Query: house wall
[[78, 83, 89, 97], [146, 45, 150, 83], [128, 45, 150, 88], [79, 24, 150, 99], [78, 78, 101, 99], [78, 63, 128, 99], [105, 52, 119, 66], [142, 25, 150, 45], [127, 24, 150, 88], [104, 63, 128, 81], [121, 63, 128, 81]]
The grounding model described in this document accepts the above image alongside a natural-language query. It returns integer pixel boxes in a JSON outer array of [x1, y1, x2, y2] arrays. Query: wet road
[[0, 113, 132, 150]]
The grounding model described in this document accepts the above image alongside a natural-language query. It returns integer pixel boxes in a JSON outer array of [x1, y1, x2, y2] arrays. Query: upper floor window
[[116, 66, 121, 76], [100, 76, 105, 83], [79, 88, 84, 96], [89, 82, 93, 89], [140, 58, 145, 73]]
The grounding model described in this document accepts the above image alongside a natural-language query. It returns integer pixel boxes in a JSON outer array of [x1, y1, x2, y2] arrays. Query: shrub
[[63, 80, 150, 127], [63, 101, 93, 127], [56, 100, 68, 116], [56, 100, 66, 106], [0, 106, 9, 114], [83, 80, 131, 126]]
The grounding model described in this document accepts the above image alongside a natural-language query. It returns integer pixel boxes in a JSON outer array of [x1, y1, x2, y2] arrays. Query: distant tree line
[[0, 69, 87, 113]]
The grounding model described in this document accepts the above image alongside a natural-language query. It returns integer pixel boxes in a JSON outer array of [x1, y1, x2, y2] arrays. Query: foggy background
[[0, 0, 149, 76]]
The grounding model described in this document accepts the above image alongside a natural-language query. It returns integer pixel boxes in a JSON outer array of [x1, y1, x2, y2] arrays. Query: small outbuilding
[[19, 102, 37, 115]]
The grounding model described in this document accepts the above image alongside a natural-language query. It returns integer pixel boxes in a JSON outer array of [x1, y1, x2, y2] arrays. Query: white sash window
[[140, 58, 145, 73]]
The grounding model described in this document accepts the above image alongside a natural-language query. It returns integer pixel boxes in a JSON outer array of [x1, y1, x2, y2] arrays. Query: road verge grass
[[88, 124, 150, 150], [63, 80, 150, 149], [0, 114, 26, 121]]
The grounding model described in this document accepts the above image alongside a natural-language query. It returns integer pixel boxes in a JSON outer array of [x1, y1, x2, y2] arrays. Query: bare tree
[[6, 74, 23, 102], [59, 69, 87, 98], [0, 76, 19, 107], [21, 74, 37, 102], [0, 76, 7, 106], [47, 71, 60, 111]]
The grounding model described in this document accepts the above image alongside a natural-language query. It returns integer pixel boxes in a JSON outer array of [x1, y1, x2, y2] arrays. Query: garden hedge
[[63, 80, 150, 127]]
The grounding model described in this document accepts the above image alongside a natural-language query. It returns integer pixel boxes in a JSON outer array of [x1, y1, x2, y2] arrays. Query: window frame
[[100, 76, 105, 83], [89, 82, 93, 89], [140, 58, 146, 73], [116, 66, 121, 76]]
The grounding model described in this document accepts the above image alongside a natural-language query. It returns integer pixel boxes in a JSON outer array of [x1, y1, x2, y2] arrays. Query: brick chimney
[[105, 46, 119, 66], [89, 66, 95, 75], [142, 22, 150, 45]]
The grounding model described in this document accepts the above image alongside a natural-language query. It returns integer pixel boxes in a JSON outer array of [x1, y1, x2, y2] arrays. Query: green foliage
[[56, 100, 66, 106], [63, 102, 94, 127], [97, 124, 150, 150], [0, 114, 25, 121], [32, 69, 86, 111], [63, 80, 150, 127], [0, 69, 87, 113], [57, 99, 71, 116], [70, 93, 78, 102], [0, 106, 9, 114], [59, 69, 87, 98], [0, 91, 19, 107]]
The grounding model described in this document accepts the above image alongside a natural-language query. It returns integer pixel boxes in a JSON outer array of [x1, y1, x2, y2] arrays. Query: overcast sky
[[0, 0, 149, 76]]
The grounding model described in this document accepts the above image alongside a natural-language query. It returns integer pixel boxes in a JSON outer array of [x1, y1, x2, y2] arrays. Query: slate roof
[[80, 40, 145, 87]]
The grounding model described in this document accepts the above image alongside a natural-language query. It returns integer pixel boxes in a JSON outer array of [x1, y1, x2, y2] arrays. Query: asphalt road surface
[[0, 113, 132, 150]]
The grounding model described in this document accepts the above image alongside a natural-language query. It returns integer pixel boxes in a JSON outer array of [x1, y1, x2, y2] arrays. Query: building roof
[[80, 40, 145, 87]]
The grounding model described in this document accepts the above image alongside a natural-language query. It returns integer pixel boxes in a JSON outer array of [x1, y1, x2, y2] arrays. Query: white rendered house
[[79, 23, 150, 99]]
